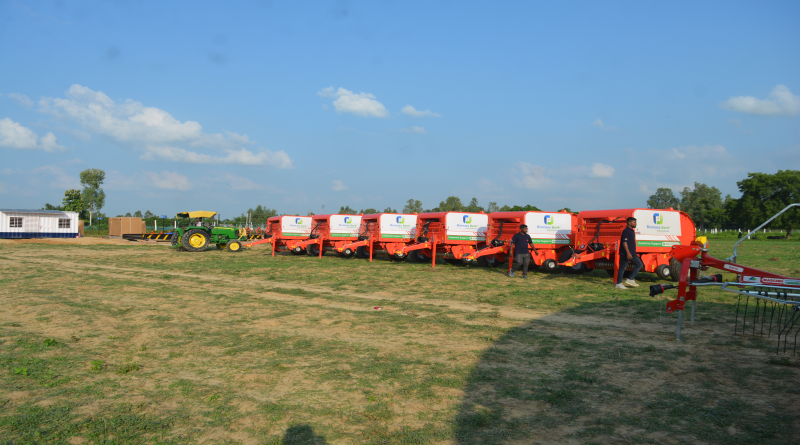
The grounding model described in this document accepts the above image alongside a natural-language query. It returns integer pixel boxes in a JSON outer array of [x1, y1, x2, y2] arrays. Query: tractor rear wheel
[[541, 259, 558, 273], [227, 241, 242, 252], [356, 246, 371, 259], [669, 258, 682, 281], [183, 229, 209, 252], [306, 244, 323, 257]]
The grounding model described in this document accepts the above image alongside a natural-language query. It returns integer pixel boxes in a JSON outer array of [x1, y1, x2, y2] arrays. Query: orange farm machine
[[250, 215, 313, 256], [282, 214, 363, 258], [464, 210, 576, 272], [338, 213, 419, 261], [400, 212, 489, 266], [558, 208, 697, 281]]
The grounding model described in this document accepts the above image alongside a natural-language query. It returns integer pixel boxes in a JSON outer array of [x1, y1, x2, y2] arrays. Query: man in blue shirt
[[617, 217, 643, 289], [509, 224, 534, 278]]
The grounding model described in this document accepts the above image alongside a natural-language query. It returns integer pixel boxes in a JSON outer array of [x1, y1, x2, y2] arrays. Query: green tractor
[[171, 211, 243, 252]]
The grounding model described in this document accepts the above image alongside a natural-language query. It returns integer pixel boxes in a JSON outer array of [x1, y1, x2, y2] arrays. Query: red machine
[[465, 210, 576, 271], [252, 215, 312, 256], [338, 213, 419, 261], [283, 214, 363, 258], [399, 212, 489, 266], [559, 208, 697, 281]]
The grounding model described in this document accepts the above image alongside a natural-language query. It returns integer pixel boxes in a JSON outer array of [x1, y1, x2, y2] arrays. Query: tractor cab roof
[[176, 211, 217, 219]]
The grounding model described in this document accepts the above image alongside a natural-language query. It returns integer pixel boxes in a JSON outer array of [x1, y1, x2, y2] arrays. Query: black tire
[[558, 249, 583, 274], [391, 252, 406, 261], [290, 246, 305, 255], [306, 244, 323, 257], [483, 255, 505, 268], [656, 264, 671, 280], [227, 241, 242, 252], [409, 250, 430, 263], [339, 247, 355, 258], [356, 245, 371, 259], [541, 259, 559, 273], [669, 258, 682, 281], [170, 232, 180, 247], [445, 258, 461, 265], [183, 229, 209, 252]]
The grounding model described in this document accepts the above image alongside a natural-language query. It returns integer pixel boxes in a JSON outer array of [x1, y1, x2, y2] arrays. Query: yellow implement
[[176, 211, 217, 219]]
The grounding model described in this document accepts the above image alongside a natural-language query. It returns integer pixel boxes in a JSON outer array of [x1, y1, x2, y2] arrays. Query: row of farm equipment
[[234, 207, 697, 283]]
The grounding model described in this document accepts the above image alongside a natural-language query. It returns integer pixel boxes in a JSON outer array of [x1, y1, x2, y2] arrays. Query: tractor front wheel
[[227, 241, 242, 252], [183, 229, 209, 252]]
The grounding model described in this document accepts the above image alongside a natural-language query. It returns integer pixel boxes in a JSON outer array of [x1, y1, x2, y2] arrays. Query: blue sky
[[1, 0, 798, 218]]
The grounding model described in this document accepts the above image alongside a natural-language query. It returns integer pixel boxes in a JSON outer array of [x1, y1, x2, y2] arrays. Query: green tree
[[487, 202, 499, 213], [232, 205, 278, 225], [134, 210, 143, 218], [558, 207, 573, 213], [508, 204, 542, 211], [435, 196, 464, 212], [338, 206, 358, 215], [62, 189, 83, 214], [647, 187, 680, 209], [736, 170, 800, 239], [125, 212, 132, 217], [402, 199, 423, 214], [465, 197, 484, 213], [359, 208, 378, 214], [79, 168, 106, 225], [680, 182, 724, 230], [499, 205, 511, 211], [42, 203, 64, 210], [383, 206, 397, 213], [144, 210, 155, 218]]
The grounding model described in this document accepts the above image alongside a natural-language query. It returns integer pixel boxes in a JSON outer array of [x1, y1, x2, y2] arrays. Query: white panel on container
[[329, 215, 362, 237], [281, 216, 312, 236], [633, 209, 682, 247], [379, 214, 417, 239], [524, 212, 572, 244], [445, 213, 488, 241]]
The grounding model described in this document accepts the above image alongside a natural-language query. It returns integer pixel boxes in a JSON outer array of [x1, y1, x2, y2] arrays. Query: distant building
[[0, 209, 79, 239]]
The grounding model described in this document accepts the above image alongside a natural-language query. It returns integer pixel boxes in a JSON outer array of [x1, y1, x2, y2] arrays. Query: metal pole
[[727, 203, 799, 264]]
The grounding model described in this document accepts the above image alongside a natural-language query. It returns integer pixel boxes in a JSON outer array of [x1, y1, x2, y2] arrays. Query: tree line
[[647, 170, 799, 239]]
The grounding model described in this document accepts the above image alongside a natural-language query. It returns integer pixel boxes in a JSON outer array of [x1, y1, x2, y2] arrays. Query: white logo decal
[[724, 264, 744, 273]]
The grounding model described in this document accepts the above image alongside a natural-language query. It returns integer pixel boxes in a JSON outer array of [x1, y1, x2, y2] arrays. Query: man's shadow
[[283, 424, 328, 445]]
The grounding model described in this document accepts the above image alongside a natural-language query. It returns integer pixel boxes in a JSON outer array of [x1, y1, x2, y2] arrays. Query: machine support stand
[[318, 235, 324, 259], [369, 236, 373, 262], [431, 236, 437, 268], [271, 238, 276, 257]]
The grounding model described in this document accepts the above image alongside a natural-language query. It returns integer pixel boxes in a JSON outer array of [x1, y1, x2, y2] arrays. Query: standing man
[[509, 224, 534, 278], [616, 217, 643, 289]]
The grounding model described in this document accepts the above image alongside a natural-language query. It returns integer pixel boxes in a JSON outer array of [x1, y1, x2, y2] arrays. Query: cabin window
[[10, 217, 23, 228], [58, 219, 71, 229]]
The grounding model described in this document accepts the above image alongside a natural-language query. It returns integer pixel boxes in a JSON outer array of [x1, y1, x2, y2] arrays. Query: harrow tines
[[779, 308, 800, 354]]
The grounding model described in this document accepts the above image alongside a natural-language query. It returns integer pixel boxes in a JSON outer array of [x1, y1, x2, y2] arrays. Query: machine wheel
[[483, 255, 505, 268], [541, 259, 559, 273], [656, 264, 672, 280], [306, 244, 323, 257], [669, 258, 682, 281], [170, 232, 181, 247], [216, 243, 227, 250], [339, 248, 355, 258], [290, 246, 305, 255], [558, 249, 584, 274], [356, 246, 371, 259], [183, 229, 209, 252], [409, 250, 430, 263], [391, 252, 406, 261], [227, 241, 242, 252]]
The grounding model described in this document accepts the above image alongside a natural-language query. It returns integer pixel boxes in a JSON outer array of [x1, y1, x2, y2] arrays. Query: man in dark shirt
[[509, 224, 534, 278], [617, 217, 643, 289]]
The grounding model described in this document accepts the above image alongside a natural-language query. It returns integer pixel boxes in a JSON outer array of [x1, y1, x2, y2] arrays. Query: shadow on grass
[[453, 303, 797, 445], [283, 424, 328, 445]]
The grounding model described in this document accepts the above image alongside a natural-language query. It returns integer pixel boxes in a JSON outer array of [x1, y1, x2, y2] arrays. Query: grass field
[[1, 237, 798, 444]]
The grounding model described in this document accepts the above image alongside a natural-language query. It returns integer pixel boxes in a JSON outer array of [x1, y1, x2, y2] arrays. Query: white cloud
[[8, 93, 34, 109], [141, 146, 293, 168], [143, 171, 191, 191], [38, 84, 293, 167], [720, 85, 800, 116], [30, 164, 79, 189], [212, 173, 269, 191], [400, 126, 426, 134], [514, 162, 553, 190], [590, 163, 614, 178], [0, 118, 65, 151], [591, 118, 618, 131], [318, 86, 387, 118], [401, 105, 440, 118], [332, 179, 348, 191]]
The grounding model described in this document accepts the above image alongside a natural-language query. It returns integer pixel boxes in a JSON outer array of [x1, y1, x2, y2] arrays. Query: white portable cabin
[[0, 209, 80, 239]]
